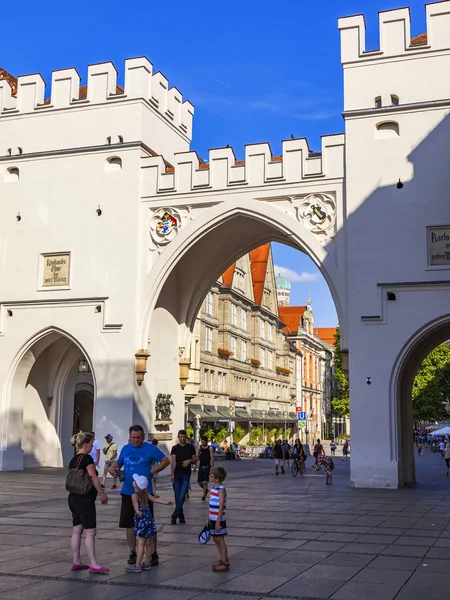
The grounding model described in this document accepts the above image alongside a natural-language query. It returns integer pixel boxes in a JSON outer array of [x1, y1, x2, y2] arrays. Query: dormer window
[[391, 95, 399, 106], [375, 96, 382, 109]]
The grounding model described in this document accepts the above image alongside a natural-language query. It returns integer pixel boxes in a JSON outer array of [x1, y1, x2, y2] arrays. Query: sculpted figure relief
[[155, 393, 174, 421]]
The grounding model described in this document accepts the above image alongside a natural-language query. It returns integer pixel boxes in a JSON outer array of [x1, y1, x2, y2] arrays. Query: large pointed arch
[[140, 200, 345, 347]]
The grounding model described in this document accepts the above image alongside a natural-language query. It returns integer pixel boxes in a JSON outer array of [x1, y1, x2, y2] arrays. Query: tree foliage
[[412, 343, 450, 422], [331, 328, 350, 417]]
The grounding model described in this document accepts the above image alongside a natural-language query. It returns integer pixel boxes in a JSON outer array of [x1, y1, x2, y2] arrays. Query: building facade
[[184, 244, 299, 442], [0, 3, 450, 488]]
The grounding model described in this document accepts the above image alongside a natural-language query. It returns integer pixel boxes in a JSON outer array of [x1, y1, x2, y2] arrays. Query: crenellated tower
[[0, 58, 194, 162]]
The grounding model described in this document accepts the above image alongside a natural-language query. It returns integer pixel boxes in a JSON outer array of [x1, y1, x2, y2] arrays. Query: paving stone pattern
[[0, 448, 450, 599]]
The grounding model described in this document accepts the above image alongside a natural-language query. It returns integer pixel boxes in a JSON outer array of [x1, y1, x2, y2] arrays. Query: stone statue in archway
[[155, 393, 174, 422]]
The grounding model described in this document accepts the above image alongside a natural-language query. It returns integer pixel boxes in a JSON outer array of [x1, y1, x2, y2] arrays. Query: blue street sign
[[297, 412, 307, 420]]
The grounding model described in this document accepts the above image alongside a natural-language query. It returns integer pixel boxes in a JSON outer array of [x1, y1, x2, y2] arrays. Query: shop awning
[[235, 410, 252, 420], [203, 407, 223, 419], [217, 408, 233, 419], [187, 405, 209, 418]]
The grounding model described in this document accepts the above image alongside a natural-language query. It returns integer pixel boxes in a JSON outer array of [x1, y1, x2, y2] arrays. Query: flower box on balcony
[[250, 358, 261, 367], [276, 366, 291, 375], [218, 348, 233, 358]]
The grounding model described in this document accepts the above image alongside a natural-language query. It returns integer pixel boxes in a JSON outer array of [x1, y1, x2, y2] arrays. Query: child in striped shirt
[[207, 466, 229, 572]]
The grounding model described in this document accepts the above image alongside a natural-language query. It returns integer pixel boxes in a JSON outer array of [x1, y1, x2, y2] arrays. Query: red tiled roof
[[249, 244, 271, 305], [279, 306, 307, 335], [0, 68, 17, 95], [314, 327, 337, 346], [222, 264, 235, 288], [410, 33, 427, 46]]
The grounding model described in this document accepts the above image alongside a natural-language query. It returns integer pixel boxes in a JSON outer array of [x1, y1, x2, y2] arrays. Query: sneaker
[[151, 552, 159, 566], [126, 565, 142, 573], [111, 485, 117, 490], [201, 496, 206, 502], [127, 551, 137, 565], [179, 515, 186, 524], [141, 563, 152, 570], [281, 466, 285, 474], [276, 472, 279, 476], [171, 516, 177, 525]]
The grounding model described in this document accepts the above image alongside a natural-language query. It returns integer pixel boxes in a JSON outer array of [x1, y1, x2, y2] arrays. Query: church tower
[[275, 273, 291, 306]]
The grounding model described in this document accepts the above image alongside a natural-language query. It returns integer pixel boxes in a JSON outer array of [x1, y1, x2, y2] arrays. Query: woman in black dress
[[68, 431, 109, 573]]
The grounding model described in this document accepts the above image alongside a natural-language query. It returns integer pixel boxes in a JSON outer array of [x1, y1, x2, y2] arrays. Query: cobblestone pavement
[[0, 448, 450, 599]]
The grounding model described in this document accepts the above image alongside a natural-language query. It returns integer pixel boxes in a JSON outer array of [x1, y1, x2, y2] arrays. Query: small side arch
[[5, 167, 19, 182], [105, 156, 122, 172], [375, 121, 400, 139]]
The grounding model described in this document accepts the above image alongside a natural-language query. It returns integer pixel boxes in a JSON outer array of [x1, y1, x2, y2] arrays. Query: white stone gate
[[0, 2, 450, 487]]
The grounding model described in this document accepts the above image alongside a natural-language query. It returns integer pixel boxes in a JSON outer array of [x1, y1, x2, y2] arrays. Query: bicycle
[[291, 455, 306, 477]]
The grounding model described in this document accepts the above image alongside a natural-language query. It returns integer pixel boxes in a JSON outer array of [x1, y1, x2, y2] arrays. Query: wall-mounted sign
[[42, 253, 71, 287], [428, 226, 450, 266]]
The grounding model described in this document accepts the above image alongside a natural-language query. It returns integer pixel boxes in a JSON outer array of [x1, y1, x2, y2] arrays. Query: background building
[[184, 244, 299, 443]]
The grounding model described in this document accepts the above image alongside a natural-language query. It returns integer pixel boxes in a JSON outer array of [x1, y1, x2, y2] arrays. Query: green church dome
[[276, 274, 291, 290]]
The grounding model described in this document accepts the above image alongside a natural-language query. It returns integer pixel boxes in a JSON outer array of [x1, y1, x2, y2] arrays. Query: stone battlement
[[141, 134, 345, 196], [338, 1, 450, 64], [0, 58, 194, 141]]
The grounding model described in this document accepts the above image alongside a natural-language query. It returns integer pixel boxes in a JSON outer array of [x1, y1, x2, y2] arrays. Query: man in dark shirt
[[170, 429, 197, 524]]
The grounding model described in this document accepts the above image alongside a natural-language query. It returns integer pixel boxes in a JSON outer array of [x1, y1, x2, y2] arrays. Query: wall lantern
[[179, 358, 191, 389], [78, 359, 90, 373], [135, 349, 150, 386]]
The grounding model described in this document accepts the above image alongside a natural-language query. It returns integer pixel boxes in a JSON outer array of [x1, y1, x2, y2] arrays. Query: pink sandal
[[71, 563, 89, 571], [89, 566, 109, 574]]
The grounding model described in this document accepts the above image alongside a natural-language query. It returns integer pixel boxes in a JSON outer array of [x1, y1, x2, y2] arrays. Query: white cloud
[[274, 265, 319, 283]]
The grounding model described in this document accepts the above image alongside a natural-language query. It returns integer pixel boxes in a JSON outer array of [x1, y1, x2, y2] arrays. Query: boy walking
[[208, 466, 229, 572]]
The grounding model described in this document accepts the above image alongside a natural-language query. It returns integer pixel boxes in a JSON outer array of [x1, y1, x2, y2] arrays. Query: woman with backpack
[[67, 431, 109, 573]]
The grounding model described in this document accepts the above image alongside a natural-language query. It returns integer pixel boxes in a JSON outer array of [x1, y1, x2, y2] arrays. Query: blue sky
[[1, 0, 429, 326]]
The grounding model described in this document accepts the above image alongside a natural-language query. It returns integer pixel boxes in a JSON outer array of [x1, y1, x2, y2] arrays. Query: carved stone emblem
[[150, 208, 181, 245], [296, 193, 336, 239]]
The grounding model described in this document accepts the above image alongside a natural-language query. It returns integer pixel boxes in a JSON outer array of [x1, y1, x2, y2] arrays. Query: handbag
[[65, 454, 93, 495]]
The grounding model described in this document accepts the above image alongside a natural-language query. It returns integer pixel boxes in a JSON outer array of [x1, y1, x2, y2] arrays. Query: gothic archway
[[391, 315, 450, 487], [1, 327, 95, 469]]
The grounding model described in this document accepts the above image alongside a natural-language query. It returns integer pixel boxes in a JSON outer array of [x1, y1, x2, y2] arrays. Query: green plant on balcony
[[276, 366, 291, 375], [250, 358, 261, 367], [218, 348, 233, 358]]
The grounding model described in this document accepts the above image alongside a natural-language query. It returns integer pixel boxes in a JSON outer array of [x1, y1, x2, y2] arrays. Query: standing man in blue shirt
[[110, 425, 169, 565]]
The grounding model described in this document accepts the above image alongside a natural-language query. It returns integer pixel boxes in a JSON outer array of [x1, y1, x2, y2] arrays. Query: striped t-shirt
[[209, 484, 226, 521]]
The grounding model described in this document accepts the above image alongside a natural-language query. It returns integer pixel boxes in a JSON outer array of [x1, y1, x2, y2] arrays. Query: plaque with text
[[42, 253, 71, 287], [428, 226, 450, 267]]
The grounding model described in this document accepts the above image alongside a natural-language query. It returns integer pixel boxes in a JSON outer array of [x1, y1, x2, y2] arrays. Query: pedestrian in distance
[[317, 454, 334, 485], [126, 474, 173, 573], [150, 438, 161, 498], [198, 436, 214, 501], [342, 439, 350, 461], [445, 442, 450, 476], [170, 430, 197, 524], [273, 439, 285, 475], [313, 439, 325, 470], [67, 431, 109, 574], [208, 466, 229, 572], [89, 432, 101, 468], [102, 434, 118, 490], [439, 438, 446, 458], [283, 440, 291, 467], [109, 424, 170, 567], [330, 439, 337, 456]]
